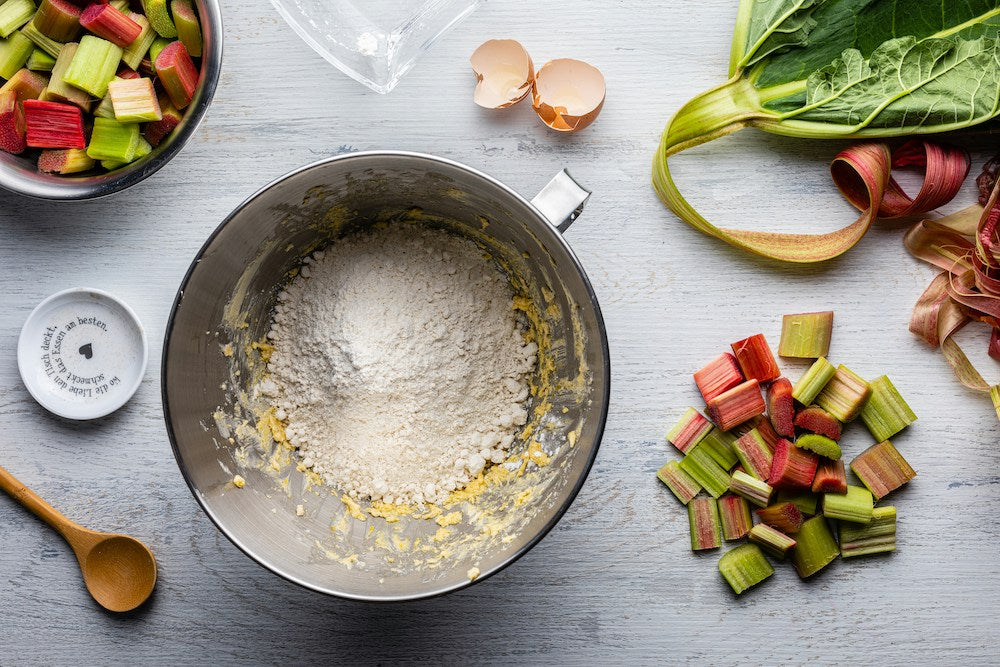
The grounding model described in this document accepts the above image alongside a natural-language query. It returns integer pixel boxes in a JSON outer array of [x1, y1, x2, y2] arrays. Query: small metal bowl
[[0, 0, 222, 200]]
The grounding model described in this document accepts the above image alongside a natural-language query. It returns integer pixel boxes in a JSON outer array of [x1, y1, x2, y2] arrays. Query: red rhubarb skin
[[811, 459, 848, 494], [693, 352, 744, 403], [23, 99, 85, 149], [0, 92, 26, 154], [768, 438, 819, 490], [731, 334, 781, 384], [794, 406, 843, 441], [766, 377, 795, 437], [143, 113, 179, 146], [706, 379, 765, 431], [154, 41, 199, 109], [80, 4, 143, 48]]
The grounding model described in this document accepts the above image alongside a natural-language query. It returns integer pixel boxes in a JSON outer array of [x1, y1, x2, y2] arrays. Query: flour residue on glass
[[259, 223, 538, 505]]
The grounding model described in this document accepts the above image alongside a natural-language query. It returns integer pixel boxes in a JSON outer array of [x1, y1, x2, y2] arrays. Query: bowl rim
[[161, 150, 612, 602], [0, 0, 224, 200]]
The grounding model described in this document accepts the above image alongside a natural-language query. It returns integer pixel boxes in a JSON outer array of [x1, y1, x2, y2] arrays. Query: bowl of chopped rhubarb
[[0, 0, 221, 199]]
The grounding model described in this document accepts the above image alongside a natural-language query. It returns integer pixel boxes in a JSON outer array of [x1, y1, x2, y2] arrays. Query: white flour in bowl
[[260, 224, 537, 505]]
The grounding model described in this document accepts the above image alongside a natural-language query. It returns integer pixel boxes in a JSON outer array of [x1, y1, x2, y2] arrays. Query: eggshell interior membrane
[[532, 58, 606, 132], [470, 39, 534, 109]]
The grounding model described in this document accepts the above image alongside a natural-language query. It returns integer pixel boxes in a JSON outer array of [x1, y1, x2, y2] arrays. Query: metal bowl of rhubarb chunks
[[0, 0, 221, 200]]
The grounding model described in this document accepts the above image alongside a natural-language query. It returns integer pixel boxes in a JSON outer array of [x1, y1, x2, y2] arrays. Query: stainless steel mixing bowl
[[0, 0, 222, 200], [162, 151, 610, 601]]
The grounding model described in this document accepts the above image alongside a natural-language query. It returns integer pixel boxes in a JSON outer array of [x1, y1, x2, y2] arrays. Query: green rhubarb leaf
[[653, 0, 1000, 264], [731, 0, 820, 73]]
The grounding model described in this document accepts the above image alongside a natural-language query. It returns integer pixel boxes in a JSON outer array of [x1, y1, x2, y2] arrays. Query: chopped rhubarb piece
[[170, 0, 200, 56], [0, 0, 36, 38], [746, 414, 779, 448], [728, 469, 773, 508], [86, 116, 139, 161], [850, 440, 916, 500], [109, 76, 160, 121], [822, 485, 873, 524], [665, 407, 713, 454], [755, 501, 803, 534], [792, 357, 836, 405], [37, 147, 94, 173], [63, 34, 122, 97], [700, 427, 738, 470], [791, 516, 839, 578], [706, 379, 765, 431], [815, 364, 871, 422], [121, 13, 155, 69], [811, 459, 848, 494], [20, 23, 64, 58], [688, 496, 722, 551], [719, 543, 773, 594], [794, 405, 842, 441], [116, 64, 139, 79], [778, 311, 834, 358], [749, 523, 796, 559], [732, 428, 772, 481], [26, 48, 56, 72], [0, 32, 34, 79], [990, 328, 1000, 361], [731, 333, 780, 383], [0, 90, 25, 153], [23, 99, 84, 148], [766, 376, 794, 437], [693, 352, 743, 403], [768, 438, 818, 490], [860, 375, 917, 443], [154, 39, 197, 108], [656, 460, 701, 505], [794, 433, 841, 460], [718, 493, 752, 541], [840, 506, 897, 558], [31, 0, 82, 42], [679, 443, 731, 498], [142, 94, 180, 145], [40, 44, 91, 111], [80, 3, 142, 47], [0, 68, 48, 100], [140, 0, 176, 37]]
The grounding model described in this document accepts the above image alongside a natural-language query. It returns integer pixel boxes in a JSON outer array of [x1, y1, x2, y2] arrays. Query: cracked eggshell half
[[470, 39, 534, 109], [531, 58, 605, 132]]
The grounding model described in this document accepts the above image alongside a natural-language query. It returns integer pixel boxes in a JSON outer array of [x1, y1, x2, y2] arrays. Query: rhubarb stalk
[[688, 496, 722, 551], [657, 460, 701, 505], [706, 379, 765, 431], [718, 543, 773, 594], [718, 493, 752, 541]]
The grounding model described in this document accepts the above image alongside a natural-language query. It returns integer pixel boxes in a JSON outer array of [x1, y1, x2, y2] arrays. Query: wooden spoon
[[0, 464, 157, 612]]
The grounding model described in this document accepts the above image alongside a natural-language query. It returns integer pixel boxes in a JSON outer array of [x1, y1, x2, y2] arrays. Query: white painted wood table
[[2, 1, 998, 663]]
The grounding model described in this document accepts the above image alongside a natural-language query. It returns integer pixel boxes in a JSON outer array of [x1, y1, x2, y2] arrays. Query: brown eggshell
[[531, 58, 605, 132], [470, 39, 534, 109]]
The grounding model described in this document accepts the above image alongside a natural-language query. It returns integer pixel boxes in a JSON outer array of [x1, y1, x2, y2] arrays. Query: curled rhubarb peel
[[654, 135, 967, 263], [905, 169, 1000, 421]]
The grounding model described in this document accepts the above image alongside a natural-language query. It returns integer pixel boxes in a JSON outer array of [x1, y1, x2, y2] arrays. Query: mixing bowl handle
[[530, 169, 591, 233]]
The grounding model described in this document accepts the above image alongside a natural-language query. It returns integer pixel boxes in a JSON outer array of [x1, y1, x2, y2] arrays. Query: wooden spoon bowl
[[0, 465, 157, 612]]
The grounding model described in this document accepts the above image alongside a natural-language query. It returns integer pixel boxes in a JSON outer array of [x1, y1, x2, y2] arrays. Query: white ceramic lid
[[17, 288, 148, 420]]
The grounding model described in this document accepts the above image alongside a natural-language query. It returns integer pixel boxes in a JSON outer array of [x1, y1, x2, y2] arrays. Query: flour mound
[[263, 224, 537, 505]]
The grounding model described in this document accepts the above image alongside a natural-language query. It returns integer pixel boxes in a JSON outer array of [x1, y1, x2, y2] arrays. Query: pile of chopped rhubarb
[[658, 312, 917, 594], [0, 0, 202, 175]]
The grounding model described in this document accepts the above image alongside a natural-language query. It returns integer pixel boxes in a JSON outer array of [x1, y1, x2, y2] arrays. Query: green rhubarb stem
[[657, 75, 769, 159]]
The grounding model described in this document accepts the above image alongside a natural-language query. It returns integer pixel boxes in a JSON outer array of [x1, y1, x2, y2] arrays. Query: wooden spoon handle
[[0, 464, 79, 540]]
